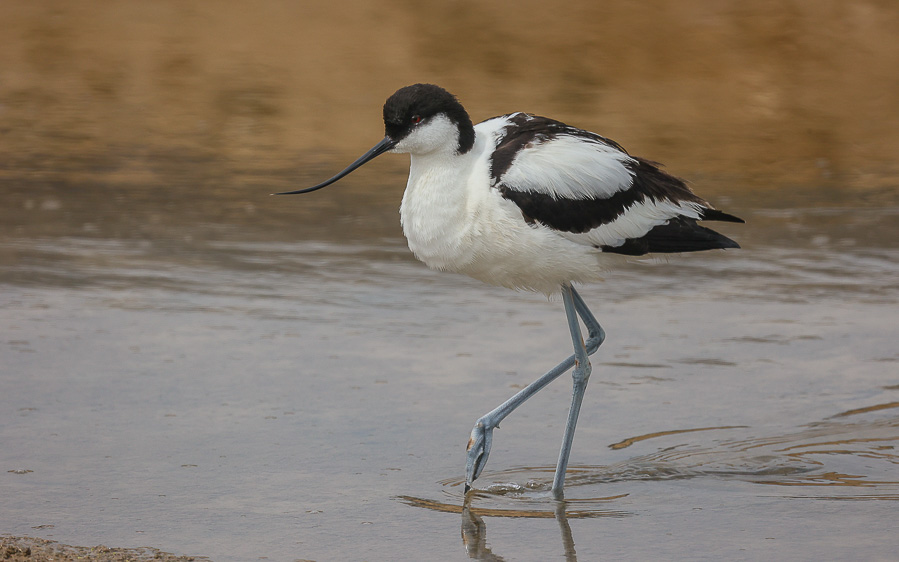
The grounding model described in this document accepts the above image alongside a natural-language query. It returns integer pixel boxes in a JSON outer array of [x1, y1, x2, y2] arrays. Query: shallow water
[[2, 2, 899, 561]]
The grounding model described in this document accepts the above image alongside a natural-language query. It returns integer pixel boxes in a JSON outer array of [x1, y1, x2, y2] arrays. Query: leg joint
[[585, 327, 605, 354]]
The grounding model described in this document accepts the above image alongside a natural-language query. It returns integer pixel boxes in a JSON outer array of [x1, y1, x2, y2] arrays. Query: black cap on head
[[382, 84, 475, 154]]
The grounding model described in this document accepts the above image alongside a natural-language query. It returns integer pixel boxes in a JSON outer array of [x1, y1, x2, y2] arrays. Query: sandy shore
[[0, 536, 206, 561]]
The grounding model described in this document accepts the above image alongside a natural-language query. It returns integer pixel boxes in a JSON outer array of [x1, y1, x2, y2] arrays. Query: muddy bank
[[1, 536, 206, 562]]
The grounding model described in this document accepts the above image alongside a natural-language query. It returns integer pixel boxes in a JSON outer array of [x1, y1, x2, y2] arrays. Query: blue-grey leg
[[465, 284, 605, 495], [551, 284, 604, 498]]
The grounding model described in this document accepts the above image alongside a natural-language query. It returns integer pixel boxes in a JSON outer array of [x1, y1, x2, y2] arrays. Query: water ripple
[[403, 403, 899, 518]]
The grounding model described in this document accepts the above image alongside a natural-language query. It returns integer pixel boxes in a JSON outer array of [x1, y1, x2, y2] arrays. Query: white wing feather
[[500, 135, 635, 200]]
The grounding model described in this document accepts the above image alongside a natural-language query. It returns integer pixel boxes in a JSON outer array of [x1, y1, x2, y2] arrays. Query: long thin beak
[[273, 136, 398, 195]]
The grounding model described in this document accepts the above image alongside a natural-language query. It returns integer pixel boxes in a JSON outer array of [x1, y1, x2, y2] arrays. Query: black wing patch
[[499, 183, 643, 233]]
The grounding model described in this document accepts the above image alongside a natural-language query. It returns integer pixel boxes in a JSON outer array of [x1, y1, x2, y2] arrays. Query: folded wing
[[489, 113, 743, 255]]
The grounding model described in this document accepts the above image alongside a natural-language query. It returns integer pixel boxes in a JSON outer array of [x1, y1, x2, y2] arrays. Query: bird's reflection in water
[[555, 502, 578, 562], [399, 484, 631, 561], [461, 502, 506, 562], [460, 494, 602, 561]]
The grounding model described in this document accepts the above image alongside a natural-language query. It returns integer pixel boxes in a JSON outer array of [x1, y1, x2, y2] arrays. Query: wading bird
[[276, 84, 742, 498]]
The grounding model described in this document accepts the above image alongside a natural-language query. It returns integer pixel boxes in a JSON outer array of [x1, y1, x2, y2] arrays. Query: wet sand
[[1, 536, 203, 562]]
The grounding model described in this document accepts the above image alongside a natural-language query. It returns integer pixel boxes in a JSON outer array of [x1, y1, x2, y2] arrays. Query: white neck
[[399, 146, 477, 271]]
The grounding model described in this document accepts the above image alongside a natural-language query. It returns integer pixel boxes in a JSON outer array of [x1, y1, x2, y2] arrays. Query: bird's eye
[[411, 115, 422, 125]]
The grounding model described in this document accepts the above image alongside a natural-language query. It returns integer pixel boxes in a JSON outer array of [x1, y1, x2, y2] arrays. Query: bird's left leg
[[551, 284, 604, 498]]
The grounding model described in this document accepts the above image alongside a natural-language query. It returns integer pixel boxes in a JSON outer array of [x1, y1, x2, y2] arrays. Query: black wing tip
[[718, 236, 741, 249], [601, 218, 742, 256], [701, 208, 745, 224]]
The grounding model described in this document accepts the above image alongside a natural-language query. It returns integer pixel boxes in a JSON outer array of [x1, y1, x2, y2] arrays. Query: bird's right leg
[[465, 285, 604, 492]]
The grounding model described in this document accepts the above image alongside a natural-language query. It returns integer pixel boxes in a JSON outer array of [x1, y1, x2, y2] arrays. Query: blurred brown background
[[2, 0, 898, 191]]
